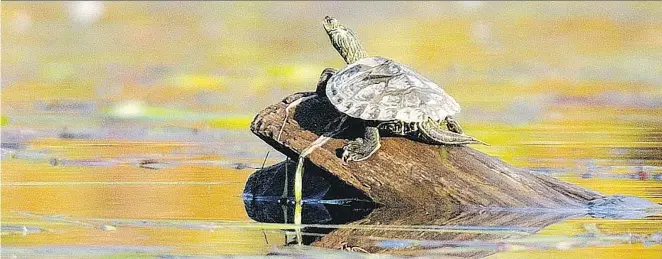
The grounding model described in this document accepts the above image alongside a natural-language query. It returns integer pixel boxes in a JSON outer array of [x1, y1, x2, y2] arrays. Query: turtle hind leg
[[342, 126, 381, 162], [316, 68, 337, 97], [445, 115, 464, 134], [419, 120, 488, 146]]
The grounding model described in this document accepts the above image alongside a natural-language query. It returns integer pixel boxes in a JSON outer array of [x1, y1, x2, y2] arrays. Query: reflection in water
[[242, 159, 578, 256], [242, 160, 375, 214], [244, 160, 662, 257], [243, 159, 376, 245], [260, 204, 662, 258], [310, 208, 580, 258]]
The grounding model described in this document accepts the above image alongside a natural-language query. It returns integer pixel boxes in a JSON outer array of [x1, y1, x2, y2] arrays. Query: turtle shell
[[326, 56, 461, 122]]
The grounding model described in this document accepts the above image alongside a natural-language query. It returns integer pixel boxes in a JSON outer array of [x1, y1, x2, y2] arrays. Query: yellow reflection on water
[[1, 140, 285, 256], [491, 244, 662, 259]]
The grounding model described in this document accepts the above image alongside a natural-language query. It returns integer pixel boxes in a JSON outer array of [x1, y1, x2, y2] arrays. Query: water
[[2, 2, 662, 258], [2, 117, 661, 258]]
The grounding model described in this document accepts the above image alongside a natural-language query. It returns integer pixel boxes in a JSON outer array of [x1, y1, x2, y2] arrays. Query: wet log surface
[[250, 92, 608, 210]]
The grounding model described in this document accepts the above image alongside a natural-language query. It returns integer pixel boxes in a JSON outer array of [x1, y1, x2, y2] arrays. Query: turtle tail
[[419, 120, 488, 146]]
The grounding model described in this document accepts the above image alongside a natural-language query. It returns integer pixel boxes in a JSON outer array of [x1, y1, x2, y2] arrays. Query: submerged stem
[[293, 115, 348, 226]]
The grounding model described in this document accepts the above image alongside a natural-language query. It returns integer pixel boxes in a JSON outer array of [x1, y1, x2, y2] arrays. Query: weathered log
[[250, 92, 661, 212], [243, 161, 582, 257], [244, 159, 660, 257]]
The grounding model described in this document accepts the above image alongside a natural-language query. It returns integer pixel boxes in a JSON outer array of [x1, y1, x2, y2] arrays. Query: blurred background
[[2, 2, 662, 258], [4, 2, 662, 132]]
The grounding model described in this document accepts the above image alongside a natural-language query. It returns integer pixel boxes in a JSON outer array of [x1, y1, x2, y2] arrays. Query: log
[[245, 161, 661, 257], [242, 160, 582, 257], [250, 92, 659, 212]]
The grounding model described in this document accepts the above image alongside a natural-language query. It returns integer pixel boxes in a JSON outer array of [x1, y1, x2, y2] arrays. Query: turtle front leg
[[342, 126, 381, 162], [316, 68, 337, 97], [445, 115, 464, 134]]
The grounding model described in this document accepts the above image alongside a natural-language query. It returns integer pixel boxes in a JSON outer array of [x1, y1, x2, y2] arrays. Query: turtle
[[316, 16, 485, 162]]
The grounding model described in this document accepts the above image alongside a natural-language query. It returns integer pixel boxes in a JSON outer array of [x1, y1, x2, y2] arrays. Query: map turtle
[[316, 16, 485, 162]]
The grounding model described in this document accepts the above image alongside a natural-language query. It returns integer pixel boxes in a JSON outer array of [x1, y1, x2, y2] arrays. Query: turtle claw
[[341, 151, 351, 163], [341, 127, 381, 162], [341, 138, 364, 162]]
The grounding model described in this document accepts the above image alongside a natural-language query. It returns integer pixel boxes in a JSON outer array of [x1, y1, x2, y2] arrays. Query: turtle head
[[322, 16, 367, 64], [323, 16, 345, 33]]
